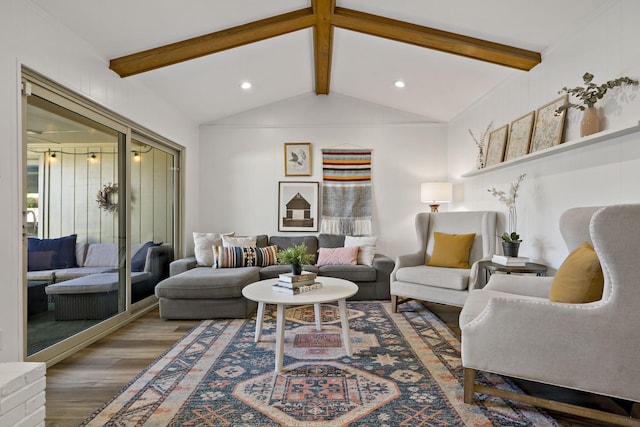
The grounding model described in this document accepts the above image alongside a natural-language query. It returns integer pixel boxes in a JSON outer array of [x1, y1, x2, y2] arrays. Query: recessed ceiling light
[[394, 80, 406, 88], [241, 82, 252, 90]]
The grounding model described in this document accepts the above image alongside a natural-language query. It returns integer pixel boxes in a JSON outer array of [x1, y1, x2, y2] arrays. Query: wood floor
[[44, 302, 631, 426], [45, 310, 200, 426]]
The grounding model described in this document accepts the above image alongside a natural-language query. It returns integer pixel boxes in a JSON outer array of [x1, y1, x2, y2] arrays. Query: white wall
[[198, 93, 448, 260], [448, 0, 640, 270], [0, 0, 200, 362]]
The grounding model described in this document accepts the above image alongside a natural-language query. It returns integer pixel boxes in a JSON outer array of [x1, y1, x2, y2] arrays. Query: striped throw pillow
[[213, 245, 278, 269]]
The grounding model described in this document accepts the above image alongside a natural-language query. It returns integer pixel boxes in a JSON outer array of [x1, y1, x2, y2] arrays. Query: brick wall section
[[0, 363, 46, 427]]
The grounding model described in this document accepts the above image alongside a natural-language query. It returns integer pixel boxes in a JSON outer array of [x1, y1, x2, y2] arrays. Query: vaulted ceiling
[[32, 0, 610, 124]]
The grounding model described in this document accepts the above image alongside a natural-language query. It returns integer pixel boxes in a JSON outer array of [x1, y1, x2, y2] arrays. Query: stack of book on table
[[273, 272, 323, 294], [491, 254, 529, 266]]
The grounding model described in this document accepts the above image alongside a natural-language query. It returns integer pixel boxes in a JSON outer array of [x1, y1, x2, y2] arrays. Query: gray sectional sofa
[[155, 234, 395, 319]]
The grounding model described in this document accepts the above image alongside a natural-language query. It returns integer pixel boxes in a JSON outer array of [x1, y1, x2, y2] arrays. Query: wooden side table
[[478, 260, 548, 284]]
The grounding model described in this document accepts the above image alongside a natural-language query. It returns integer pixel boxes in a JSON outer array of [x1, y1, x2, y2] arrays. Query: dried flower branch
[[468, 121, 493, 147], [556, 72, 638, 113]]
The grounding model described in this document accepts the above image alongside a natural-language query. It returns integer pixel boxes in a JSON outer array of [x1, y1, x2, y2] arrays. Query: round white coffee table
[[242, 277, 358, 372]]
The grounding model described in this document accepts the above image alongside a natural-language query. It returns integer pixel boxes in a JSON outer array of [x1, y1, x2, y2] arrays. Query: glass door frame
[[22, 68, 183, 365]]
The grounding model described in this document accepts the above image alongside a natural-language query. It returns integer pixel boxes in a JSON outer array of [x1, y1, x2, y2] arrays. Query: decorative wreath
[[97, 183, 119, 212]]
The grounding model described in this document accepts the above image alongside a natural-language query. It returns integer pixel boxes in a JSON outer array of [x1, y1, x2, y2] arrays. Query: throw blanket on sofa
[[321, 148, 372, 235]]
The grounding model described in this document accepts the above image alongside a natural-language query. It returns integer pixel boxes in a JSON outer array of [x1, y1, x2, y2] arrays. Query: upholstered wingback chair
[[460, 205, 640, 425], [390, 211, 496, 311]]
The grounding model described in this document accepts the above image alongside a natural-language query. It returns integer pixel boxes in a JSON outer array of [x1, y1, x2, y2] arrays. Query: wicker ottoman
[[45, 272, 149, 320]]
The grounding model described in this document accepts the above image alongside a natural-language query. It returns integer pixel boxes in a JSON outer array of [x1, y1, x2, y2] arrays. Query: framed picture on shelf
[[505, 111, 535, 161], [530, 95, 568, 153], [284, 142, 312, 176], [485, 124, 509, 167], [278, 181, 319, 232]]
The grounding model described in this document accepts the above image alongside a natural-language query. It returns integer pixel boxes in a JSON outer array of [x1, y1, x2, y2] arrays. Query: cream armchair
[[390, 211, 496, 311], [460, 205, 640, 425]]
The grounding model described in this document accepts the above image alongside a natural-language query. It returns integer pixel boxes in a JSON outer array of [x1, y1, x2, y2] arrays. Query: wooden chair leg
[[463, 368, 476, 404], [391, 295, 398, 313], [468, 368, 640, 426]]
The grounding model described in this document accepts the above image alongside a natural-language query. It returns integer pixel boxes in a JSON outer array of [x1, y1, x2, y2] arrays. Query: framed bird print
[[284, 142, 312, 176]]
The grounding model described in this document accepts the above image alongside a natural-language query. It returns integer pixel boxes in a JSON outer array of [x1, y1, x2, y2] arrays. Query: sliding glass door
[[22, 70, 181, 363]]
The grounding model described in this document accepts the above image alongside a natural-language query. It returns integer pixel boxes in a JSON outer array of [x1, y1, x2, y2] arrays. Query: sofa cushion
[[155, 267, 261, 299], [395, 265, 470, 291], [269, 236, 319, 264], [27, 234, 78, 271], [427, 232, 476, 269], [75, 243, 89, 267], [318, 264, 377, 282], [193, 232, 234, 266], [318, 233, 346, 248], [214, 245, 278, 268], [28, 250, 54, 271], [50, 267, 118, 281], [222, 235, 256, 247], [316, 246, 358, 266], [344, 236, 377, 266], [83, 242, 144, 268], [45, 272, 148, 295], [549, 242, 604, 303]]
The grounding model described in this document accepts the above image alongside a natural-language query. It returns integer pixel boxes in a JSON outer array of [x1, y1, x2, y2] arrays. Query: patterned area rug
[[83, 301, 558, 426]]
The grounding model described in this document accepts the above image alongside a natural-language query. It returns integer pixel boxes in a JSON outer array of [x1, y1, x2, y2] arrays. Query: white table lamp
[[421, 182, 452, 212]]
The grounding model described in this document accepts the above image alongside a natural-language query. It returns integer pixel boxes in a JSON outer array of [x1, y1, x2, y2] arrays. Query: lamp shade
[[421, 182, 453, 203]]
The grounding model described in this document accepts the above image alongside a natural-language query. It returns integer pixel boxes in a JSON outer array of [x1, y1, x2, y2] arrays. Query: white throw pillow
[[344, 236, 377, 267], [193, 232, 234, 266], [222, 235, 257, 248]]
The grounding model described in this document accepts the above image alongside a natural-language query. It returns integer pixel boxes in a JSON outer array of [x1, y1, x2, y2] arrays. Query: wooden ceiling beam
[[332, 7, 541, 71], [109, 8, 316, 77], [312, 0, 335, 94]]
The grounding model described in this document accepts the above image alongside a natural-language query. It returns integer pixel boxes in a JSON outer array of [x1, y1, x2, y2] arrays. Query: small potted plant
[[556, 72, 638, 136], [277, 243, 314, 275], [500, 232, 522, 257]]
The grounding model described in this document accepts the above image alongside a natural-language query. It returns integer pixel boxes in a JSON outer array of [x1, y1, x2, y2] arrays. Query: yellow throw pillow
[[549, 242, 604, 303], [427, 232, 476, 269]]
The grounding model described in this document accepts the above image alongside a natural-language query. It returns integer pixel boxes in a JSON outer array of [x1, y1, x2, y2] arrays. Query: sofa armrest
[[170, 257, 197, 276], [390, 252, 425, 281], [373, 253, 395, 279], [146, 244, 174, 286]]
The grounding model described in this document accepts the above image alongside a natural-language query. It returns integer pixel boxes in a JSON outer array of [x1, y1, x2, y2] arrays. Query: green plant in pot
[[277, 243, 314, 275], [500, 232, 522, 257]]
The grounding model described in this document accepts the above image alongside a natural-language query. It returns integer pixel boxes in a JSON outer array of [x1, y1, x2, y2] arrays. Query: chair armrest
[[390, 252, 425, 281], [461, 297, 618, 397], [484, 274, 553, 299], [170, 257, 197, 276]]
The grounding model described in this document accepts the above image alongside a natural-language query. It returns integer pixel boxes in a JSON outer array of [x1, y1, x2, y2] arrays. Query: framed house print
[[278, 181, 319, 232], [505, 111, 535, 161], [284, 142, 312, 176], [530, 95, 568, 153], [484, 124, 509, 167]]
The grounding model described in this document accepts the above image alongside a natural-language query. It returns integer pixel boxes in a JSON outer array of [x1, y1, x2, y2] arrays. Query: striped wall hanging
[[320, 148, 372, 235]]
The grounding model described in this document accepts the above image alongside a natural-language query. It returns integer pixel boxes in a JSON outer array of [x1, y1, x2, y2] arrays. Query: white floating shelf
[[462, 121, 640, 177]]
